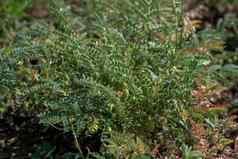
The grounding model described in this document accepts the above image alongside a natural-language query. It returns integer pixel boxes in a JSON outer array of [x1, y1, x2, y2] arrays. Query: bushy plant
[[0, 0, 206, 156]]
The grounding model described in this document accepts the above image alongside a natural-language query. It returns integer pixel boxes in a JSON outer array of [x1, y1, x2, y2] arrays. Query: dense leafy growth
[[0, 0, 237, 158]]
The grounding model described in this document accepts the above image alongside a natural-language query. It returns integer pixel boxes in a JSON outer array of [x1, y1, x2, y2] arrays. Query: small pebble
[[11, 152, 16, 157], [0, 140, 6, 148], [234, 136, 238, 151], [7, 137, 17, 145], [28, 153, 32, 157], [15, 126, 20, 131]]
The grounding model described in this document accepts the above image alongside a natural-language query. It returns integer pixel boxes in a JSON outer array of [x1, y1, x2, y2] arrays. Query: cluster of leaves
[[182, 1, 238, 156], [182, 0, 238, 92], [0, 0, 212, 158], [0, 0, 33, 46]]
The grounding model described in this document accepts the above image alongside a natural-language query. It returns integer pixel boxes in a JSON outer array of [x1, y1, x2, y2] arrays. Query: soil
[[0, 107, 102, 158]]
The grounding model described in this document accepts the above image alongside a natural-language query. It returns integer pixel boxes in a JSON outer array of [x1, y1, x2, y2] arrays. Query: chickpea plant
[[0, 0, 206, 157]]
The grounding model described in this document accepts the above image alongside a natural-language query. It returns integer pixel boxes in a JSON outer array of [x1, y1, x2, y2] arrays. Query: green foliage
[[100, 131, 150, 159], [0, 0, 32, 46], [0, 0, 32, 17], [0, 0, 206, 157], [180, 144, 203, 159], [32, 143, 56, 159]]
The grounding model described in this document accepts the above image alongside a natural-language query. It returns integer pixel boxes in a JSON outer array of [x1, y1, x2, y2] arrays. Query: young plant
[[0, 0, 205, 156]]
